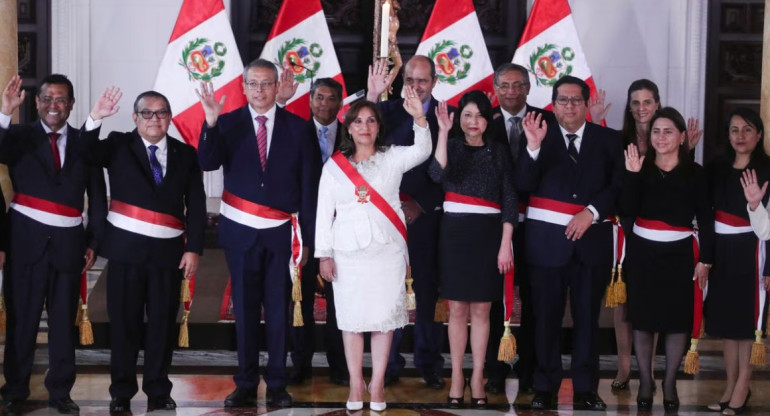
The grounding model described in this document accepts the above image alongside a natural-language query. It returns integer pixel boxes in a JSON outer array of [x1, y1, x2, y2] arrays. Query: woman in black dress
[[621, 107, 714, 411], [706, 108, 770, 414], [429, 91, 517, 409]]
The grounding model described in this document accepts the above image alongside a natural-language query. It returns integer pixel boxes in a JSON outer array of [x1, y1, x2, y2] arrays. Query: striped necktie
[[256, 115, 268, 170]]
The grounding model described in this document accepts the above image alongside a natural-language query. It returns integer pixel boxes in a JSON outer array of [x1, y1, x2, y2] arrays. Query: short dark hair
[[452, 90, 493, 142], [310, 78, 343, 100], [551, 76, 589, 104], [494, 63, 529, 86], [133, 91, 172, 114], [621, 79, 661, 146], [339, 101, 387, 156], [39, 74, 74, 100], [408, 55, 436, 79], [644, 106, 690, 165], [725, 107, 767, 164], [243, 58, 278, 82]]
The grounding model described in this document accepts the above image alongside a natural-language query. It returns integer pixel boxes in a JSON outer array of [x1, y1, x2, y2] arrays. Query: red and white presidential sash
[[107, 200, 184, 239], [443, 191, 501, 215], [328, 152, 408, 259], [633, 218, 694, 242], [714, 210, 753, 235], [526, 196, 584, 226], [11, 193, 83, 227]]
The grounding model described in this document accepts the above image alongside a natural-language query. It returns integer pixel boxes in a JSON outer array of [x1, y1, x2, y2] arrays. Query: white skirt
[[332, 242, 408, 333]]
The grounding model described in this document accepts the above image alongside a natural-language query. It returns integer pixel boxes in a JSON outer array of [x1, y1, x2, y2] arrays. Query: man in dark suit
[[84, 89, 206, 414], [288, 77, 349, 387], [485, 63, 555, 395], [0, 74, 107, 416], [516, 76, 622, 410], [197, 58, 322, 408], [365, 55, 447, 389]]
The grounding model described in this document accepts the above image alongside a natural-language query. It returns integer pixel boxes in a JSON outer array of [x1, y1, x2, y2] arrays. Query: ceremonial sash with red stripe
[[328, 152, 408, 258], [108, 200, 184, 239], [714, 210, 753, 234], [11, 193, 82, 227], [526, 196, 584, 226], [443, 191, 501, 214]]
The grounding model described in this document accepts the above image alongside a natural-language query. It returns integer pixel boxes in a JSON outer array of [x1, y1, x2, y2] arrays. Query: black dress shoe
[[329, 371, 350, 387], [663, 398, 680, 412], [49, 396, 80, 414], [288, 367, 310, 385], [531, 391, 557, 410], [2, 400, 24, 416], [109, 397, 131, 414], [223, 388, 257, 408], [423, 373, 445, 390], [266, 388, 293, 408], [147, 396, 177, 411], [384, 373, 400, 386], [573, 391, 607, 411], [485, 379, 505, 394], [637, 395, 653, 411]]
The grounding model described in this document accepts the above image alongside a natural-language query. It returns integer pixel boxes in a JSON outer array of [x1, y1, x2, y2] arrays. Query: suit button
[[572, 194, 577, 199], [261, 183, 264, 187]]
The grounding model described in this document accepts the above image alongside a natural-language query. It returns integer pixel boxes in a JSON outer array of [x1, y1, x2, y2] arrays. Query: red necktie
[[48, 132, 61, 171], [256, 115, 267, 170]]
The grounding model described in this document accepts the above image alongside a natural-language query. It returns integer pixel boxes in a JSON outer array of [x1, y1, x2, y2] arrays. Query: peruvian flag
[[260, 0, 346, 120], [512, 0, 599, 114], [414, 0, 495, 107], [153, 0, 246, 148]]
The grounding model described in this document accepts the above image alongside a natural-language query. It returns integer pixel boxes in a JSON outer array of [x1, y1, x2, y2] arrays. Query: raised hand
[[1, 75, 26, 115], [90, 86, 122, 121], [484, 90, 496, 106], [687, 117, 703, 149], [589, 88, 611, 123], [402, 85, 424, 120], [624, 143, 645, 172], [521, 111, 547, 151], [741, 168, 768, 211], [435, 100, 453, 133], [366, 59, 389, 101], [276, 66, 299, 105], [195, 81, 226, 127]]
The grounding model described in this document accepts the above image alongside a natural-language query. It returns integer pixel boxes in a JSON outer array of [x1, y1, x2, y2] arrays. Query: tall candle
[[380, 1, 390, 57]]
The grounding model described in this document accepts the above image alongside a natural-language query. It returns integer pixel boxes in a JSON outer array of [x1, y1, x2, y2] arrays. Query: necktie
[[566, 133, 579, 164], [508, 116, 521, 162], [48, 132, 61, 171], [256, 115, 268, 170], [148, 145, 163, 185], [318, 126, 329, 162]]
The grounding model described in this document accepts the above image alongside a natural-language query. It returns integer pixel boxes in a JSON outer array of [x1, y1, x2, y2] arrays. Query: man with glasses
[[83, 89, 206, 414], [365, 55, 448, 390], [485, 63, 555, 395], [0, 74, 107, 416], [516, 76, 622, 410], [196, 58, 321, 408]]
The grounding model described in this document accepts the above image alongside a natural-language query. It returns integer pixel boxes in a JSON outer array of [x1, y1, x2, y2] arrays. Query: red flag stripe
[[518, 0, 571, 46], [443, 75, 496, 107], [267, 0, 323, 40], [421, 0, 475, 41], [168, 0, 226, 43], [171, 77, 246, 148]]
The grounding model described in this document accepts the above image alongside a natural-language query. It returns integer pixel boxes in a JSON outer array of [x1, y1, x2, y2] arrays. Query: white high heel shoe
[[368, 382, 387, 412], [346, 400, 363, 411]]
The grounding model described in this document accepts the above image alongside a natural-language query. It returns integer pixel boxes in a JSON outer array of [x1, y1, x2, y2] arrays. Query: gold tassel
[[434, 297, 448, 323], [497, 321, 517, 362], [293, 301, 304, 327], [79, 304, 94, 346], [614, 267, 627, 304], [0, 294, 6, 335], [181, 279, 191, 303], [604, 268, 617, 308], [750, 330, 766, 366], [683, 338, 699, 374], [291, 265, 304, 327], [74, 298, 83, 327], [405, 266, 416, 311], [178, 309, 190, 348]]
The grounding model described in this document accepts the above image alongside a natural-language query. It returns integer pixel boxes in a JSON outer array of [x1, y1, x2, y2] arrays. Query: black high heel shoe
[[611, 378, 630, 391], [469, 378, 487, 409], [637, 379, 655, 411], [447, 378, 467, 409], [707, 401, 729, 412], [661, 380, 679, 412], [723, 389, 751, 415]]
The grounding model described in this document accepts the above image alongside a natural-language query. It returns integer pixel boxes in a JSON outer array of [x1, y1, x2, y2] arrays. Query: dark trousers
[[107, 261, 180, 399], [530, 259, 609, 394], [387, 211, 445, 378], [289, 255, 347, 377], [1, 250, 80, 401], [225, 226, 291, 390]]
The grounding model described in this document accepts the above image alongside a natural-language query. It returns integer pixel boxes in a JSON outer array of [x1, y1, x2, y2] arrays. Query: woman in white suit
[[315, 86, 430, 412]]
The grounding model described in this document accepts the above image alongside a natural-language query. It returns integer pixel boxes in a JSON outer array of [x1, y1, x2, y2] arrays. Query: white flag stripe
[[154, 10, 243, 114], [260, 11, 343, 106], [415, 12, 494, 101]]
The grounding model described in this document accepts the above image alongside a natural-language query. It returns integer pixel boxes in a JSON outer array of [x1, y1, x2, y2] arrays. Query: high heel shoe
[[611, 378, 630, 391], [447, 379, 466, 409], [469, 377, 487, 409], [346, 379, 365, 411], [661, 380, 679, 412], [707, 401, 729, 412], [637, 396, 653, 411], [368, 382, 387, 412], [723, 389, 751, 415]]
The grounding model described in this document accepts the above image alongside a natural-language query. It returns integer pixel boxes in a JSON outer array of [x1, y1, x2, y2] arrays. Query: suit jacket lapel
[[161, 137, 181, 187], [32, 121, 59, 180], [61, 124, 79, 174], [235, 106, 262, 174], [129, 130, 156, 185]]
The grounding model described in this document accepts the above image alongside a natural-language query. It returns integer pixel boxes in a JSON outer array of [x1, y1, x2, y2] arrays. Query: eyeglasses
[[39, 96, 70, 106], [245, 81, 275, 90], [136, 109, 171, 119], [496, 82, 529, 91], [555, 96, 585, 106]]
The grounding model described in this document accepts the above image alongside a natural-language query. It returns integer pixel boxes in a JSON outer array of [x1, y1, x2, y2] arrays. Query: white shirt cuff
[[526, 147, 540, 160], [85, 116, 102, 131], [586, 205, 600, 222], [0, 112, 11, 129]]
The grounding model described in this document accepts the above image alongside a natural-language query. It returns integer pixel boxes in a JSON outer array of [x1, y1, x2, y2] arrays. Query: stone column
[[762, 0, 770, 154], [0, 0, 18, 204]]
